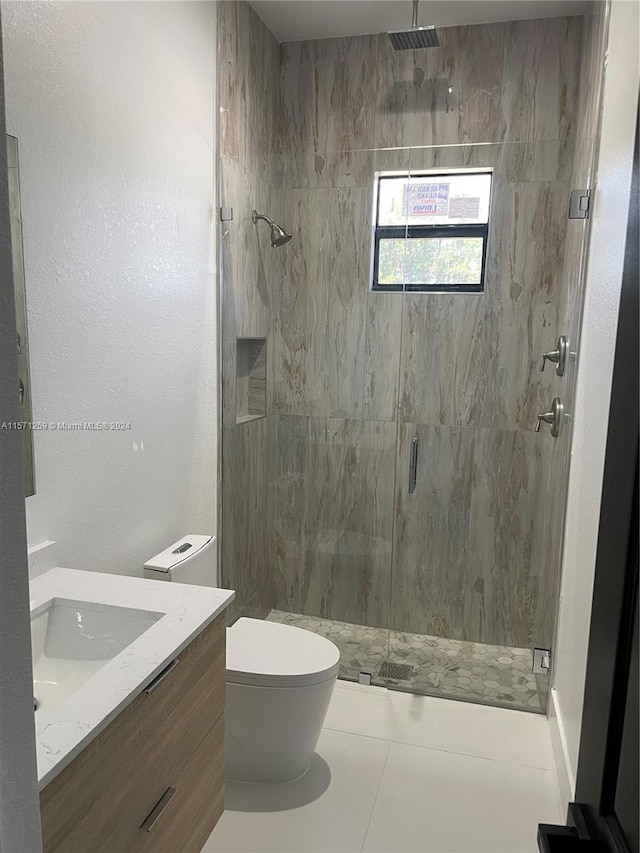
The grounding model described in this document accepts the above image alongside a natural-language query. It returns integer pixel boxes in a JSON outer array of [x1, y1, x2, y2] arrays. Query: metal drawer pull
[[140, 787, 177, 832], [143, 658, 180, 694]]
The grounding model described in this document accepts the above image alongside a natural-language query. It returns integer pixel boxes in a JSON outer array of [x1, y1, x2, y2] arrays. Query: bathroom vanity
[[30, 568, 234, 853]]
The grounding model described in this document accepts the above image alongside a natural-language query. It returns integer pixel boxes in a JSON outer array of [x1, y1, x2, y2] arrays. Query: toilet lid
[[227, 618, 340, 687]]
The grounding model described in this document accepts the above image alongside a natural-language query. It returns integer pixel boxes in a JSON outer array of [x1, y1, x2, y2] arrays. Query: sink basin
[[31, 598, 162, 712]]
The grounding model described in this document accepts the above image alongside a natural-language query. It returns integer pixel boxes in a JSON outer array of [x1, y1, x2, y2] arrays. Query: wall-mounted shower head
[[388, 0, 439, 50], [251, 210, 292, 248]]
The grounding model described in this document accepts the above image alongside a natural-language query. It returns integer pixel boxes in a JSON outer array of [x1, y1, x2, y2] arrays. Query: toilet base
[[225, 676, 336, 784]]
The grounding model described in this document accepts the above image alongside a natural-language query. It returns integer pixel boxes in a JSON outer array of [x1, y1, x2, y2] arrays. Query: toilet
[[143, 535, 340, 783]]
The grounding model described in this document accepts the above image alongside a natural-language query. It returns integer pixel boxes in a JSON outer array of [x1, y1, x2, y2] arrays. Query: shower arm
[[252, 211, 275, 227]]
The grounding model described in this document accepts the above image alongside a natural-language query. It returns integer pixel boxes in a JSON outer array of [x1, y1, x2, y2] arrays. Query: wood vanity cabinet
[[40, 612, 226, 853]]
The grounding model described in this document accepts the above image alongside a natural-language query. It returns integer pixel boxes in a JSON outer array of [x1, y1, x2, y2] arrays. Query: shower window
[[371, 170, 492, 292]]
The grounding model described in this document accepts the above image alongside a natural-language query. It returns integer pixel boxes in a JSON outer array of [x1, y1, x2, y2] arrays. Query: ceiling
[[248, 0, 585, 43]]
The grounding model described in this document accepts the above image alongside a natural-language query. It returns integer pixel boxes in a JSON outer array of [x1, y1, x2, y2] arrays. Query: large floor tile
[[393, 693, 555, 769], [324, 681, 404, 740], [363, 742, 562, 853], [202, 728, 390, 853]]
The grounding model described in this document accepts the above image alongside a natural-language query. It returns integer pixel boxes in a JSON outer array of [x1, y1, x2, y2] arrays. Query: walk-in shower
[[219, 0, 602, 716]]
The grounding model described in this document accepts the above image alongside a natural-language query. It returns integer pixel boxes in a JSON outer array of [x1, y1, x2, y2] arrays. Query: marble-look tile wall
[[219, 0, 283, 621], [271, 17, 585, 648], [533, 1, 610, 649], [219, 5, 604, 651]]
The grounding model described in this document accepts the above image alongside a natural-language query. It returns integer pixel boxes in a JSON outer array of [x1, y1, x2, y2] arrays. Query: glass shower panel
[[265, 145, 410, 689], [381, 141, 567, 711]]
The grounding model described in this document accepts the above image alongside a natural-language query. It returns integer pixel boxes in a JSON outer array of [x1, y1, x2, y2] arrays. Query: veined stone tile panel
[[269, 415, 396, 629], [558, 2, 608, 351], [272, 186, 372, 418], [221, 157, 287, 430], [284, 148, 376, 190], [391, 423, 476, 639], [466, 427, 558, 649], [220, 156, 273, 341], [398, 180, 568, 430], [219, 0, 280, 183], [398, 293, 490, 428], [532, 430, 568, 648], [281, 139, 575, 191], [221, 419, 272, 620], [485, 179, 568, 429], [371, 146, 413, 175], [280, 35, 380, 159], [391, 423, 559, 647], [500, 16, 582, 144], [279, 17, 581, 158], [406, 139, 573, 184], [245, 1, 281, 181], [362, 290, 403, 423], [372, 138, 570, 182], [373, 23, 506, 149], [218, 0, 246, 162]]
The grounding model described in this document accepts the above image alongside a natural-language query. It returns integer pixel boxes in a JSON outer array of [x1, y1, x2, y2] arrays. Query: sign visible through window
[[371, 170, 492, 292]]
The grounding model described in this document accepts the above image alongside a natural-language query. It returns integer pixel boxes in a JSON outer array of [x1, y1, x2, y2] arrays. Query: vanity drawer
[[133, 714, 224, 853], [40, 611, 226, 853]]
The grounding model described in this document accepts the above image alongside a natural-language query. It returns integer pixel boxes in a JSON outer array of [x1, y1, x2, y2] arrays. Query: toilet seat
[[226, 618, 340, 688]]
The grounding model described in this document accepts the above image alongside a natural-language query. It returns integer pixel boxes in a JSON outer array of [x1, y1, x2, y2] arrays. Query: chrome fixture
[[535, 397, 566, 438], [532, 648, 551, 675], [388, 0, 439, 50], [251, 210, 292, 247], [540, 335, 571, 376], [568, 188, 591, 219]]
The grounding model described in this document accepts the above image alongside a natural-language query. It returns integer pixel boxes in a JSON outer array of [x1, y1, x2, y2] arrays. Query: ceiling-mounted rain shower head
[[252, 210, 292, 247], [388, 0, 439, 50]]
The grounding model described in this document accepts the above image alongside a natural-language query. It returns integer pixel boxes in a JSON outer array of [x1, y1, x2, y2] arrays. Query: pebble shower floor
[[267, 610, 548, 713]]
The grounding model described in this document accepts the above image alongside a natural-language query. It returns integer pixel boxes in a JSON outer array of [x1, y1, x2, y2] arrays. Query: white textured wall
[[0, 14, 42, 849], [551, 0, 639, 802], [2, 1, 217, 575]]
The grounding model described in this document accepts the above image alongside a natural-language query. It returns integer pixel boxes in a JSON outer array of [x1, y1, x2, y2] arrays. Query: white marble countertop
[[31, 567, 234, 790]]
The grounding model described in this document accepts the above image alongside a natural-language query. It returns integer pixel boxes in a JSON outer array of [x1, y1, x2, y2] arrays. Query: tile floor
[[267, 610, 549, 713], [202, 680, 562, 853]]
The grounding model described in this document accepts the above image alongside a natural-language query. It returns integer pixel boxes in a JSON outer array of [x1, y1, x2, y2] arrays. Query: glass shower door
[[382, 141, 570, 712]]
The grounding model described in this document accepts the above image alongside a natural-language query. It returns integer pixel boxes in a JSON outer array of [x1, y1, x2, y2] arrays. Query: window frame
[[370, 170, 492, 294]]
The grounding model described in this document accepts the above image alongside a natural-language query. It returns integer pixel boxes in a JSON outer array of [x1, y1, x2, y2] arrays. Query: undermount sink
[[31, 598, 162, 713]]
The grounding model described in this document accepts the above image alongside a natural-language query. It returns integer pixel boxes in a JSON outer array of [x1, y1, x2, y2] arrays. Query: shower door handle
[[408, 437, 419, 494]]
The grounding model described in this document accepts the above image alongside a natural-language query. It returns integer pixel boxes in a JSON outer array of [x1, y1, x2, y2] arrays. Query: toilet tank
[[143, 535, 217, 587]]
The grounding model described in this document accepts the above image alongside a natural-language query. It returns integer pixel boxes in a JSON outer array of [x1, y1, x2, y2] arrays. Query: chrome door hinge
[[220, 206, 234, 221], [532, 647, 551, 674], [568, 189, 590, 219]]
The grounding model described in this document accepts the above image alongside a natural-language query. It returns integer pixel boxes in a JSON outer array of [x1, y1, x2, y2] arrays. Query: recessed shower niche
[[235, 338, 266, 424]]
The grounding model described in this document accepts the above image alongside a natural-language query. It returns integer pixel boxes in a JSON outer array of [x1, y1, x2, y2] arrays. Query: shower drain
[[379, 662, 414, 681]]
